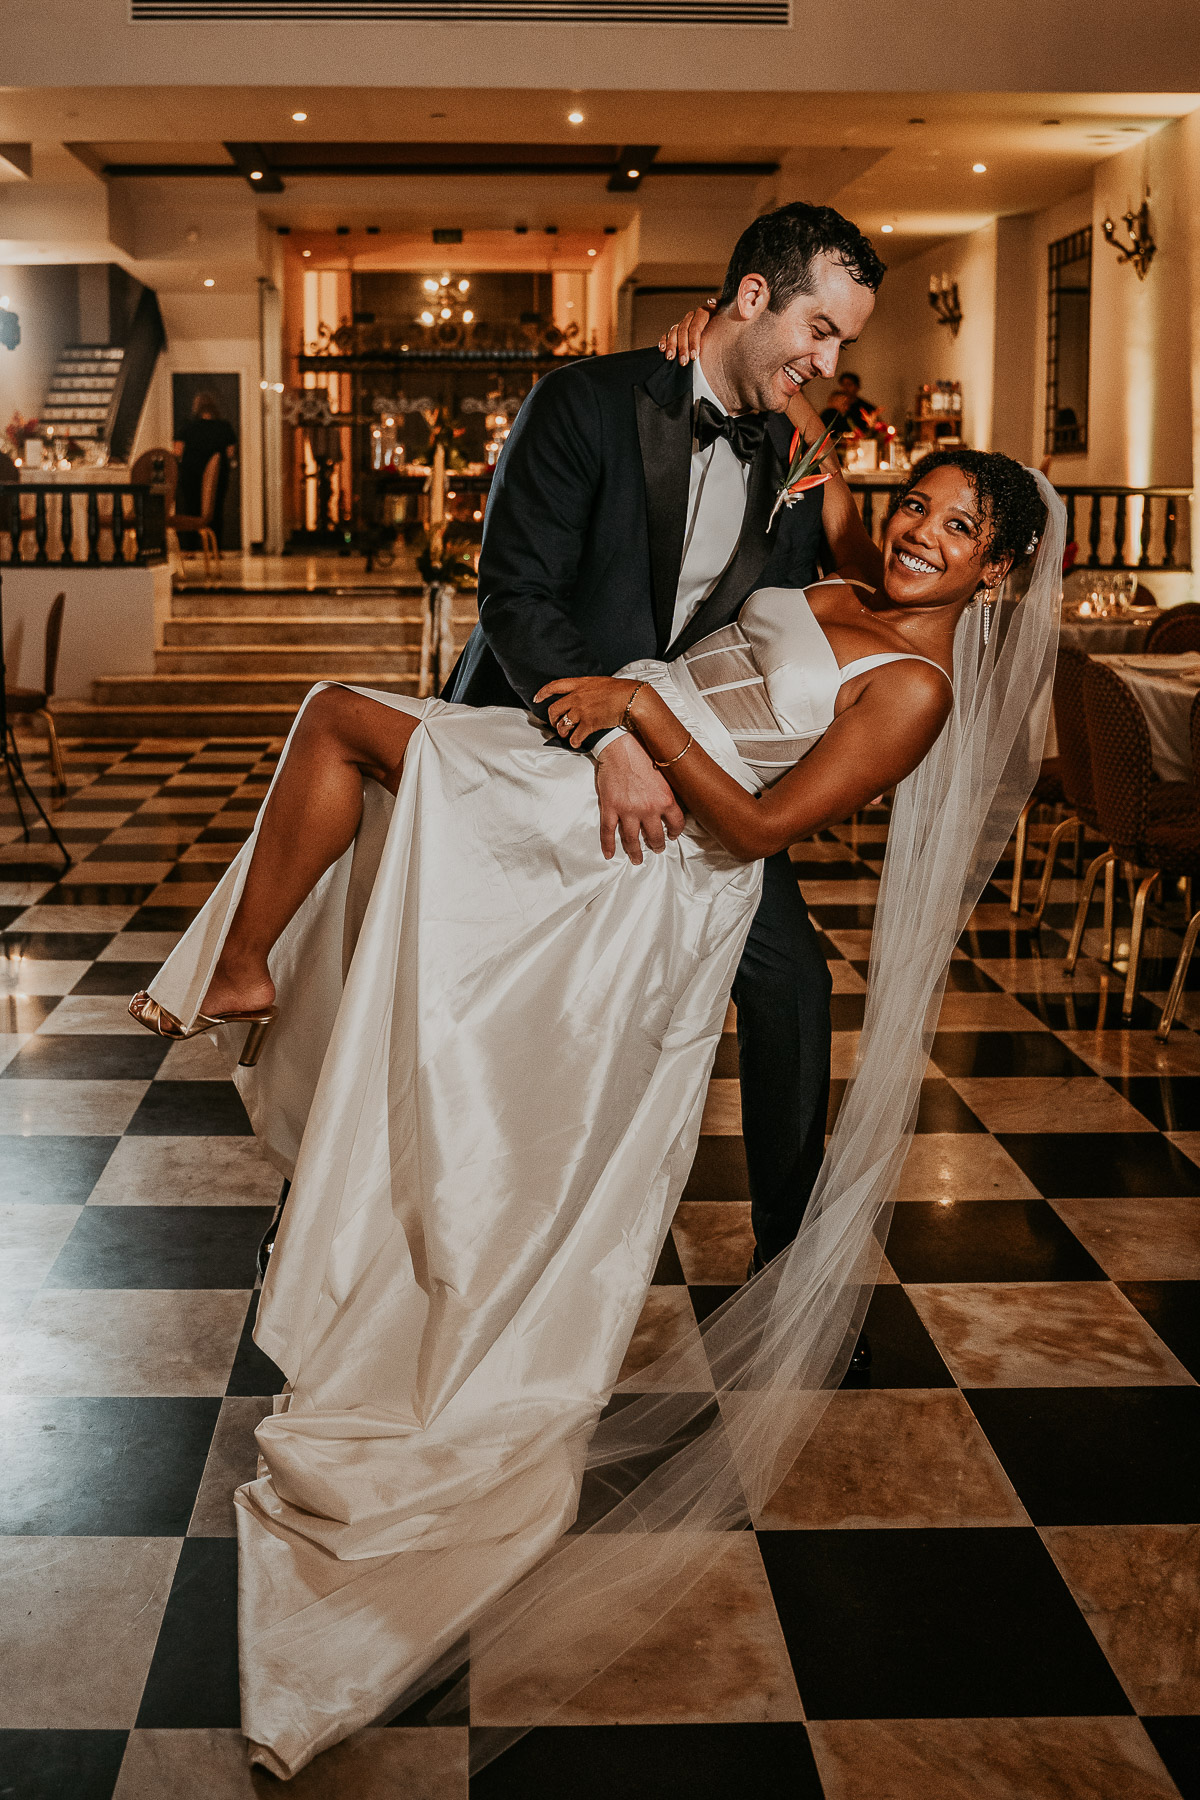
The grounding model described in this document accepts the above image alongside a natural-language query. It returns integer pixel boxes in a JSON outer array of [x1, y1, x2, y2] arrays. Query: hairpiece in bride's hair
[[435, 474, 1066, 1771]]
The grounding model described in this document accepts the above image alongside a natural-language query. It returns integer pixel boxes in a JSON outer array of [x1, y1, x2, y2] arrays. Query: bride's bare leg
[[201, 688, 420, 1016]]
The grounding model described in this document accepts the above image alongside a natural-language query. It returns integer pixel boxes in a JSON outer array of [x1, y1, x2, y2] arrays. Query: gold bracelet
[[621, 680, 647, 733], [653, 732, 693, 769]]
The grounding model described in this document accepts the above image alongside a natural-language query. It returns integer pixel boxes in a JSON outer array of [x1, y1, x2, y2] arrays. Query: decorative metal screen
[[133, 0, 790, 20], [1045, 226, 1092, 458]]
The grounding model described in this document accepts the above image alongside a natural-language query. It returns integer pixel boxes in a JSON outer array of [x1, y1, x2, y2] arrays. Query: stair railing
[[1, 483, 168, 566]]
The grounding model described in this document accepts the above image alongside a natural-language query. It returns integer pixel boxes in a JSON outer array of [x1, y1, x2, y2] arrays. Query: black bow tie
[[693, 396, 768, 465]]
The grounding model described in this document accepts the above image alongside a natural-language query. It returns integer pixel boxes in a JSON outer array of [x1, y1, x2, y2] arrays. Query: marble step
[[169, 590, 436, 621], [163, 615, 427, 647], [91, 671, 423, 707], [53, 699, 343, 740], [155, 645, 425, 676]]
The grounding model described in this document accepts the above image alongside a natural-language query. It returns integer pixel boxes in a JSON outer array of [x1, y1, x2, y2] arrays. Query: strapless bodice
[[677, 580, 949, 786]]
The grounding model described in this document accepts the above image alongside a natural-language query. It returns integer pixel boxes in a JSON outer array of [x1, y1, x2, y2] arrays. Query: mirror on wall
[[1045, 227, 1092, 457]]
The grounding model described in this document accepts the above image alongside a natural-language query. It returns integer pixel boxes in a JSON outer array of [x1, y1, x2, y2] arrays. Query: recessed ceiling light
[[567, 109, 584, 125], [588, 247, 598, 255], [972, 162, 987, 173], [302, 249, 311, 258], [627, 168, 639, 179], [203, 277, 215, 287], [881, 224, 894, 233], [250, 170, 263, 180], [292, 111, 307, 122]]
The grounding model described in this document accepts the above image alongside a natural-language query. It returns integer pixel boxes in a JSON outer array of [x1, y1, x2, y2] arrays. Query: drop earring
[[980, 586, 994, 647]]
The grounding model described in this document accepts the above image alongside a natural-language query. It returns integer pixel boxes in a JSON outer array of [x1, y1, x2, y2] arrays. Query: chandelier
[[419, 273, 475, 328]]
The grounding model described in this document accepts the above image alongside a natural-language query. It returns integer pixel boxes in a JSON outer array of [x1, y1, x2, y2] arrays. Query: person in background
[[174, 392, 238, 547], [820, 370, 883, 441]]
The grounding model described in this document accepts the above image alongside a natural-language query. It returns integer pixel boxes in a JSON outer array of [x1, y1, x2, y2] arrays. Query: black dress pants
[[730, 850, 832, 1262]]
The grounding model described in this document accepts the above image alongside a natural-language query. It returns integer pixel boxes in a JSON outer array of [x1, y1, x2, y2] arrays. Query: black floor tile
[[1108, 1076, 1200, 1132], [81, 843, 184, 863], [885, 1200, 1104, 1283], [226, 1292, 287, 1396], [471, 1724, 824, 1800], [0, 1730, 128, 1800], [0, 1396, 219, 1534], [941, 960, 1002, 993], [45, 1206, 271, 1290], [757, 1526, 1130, 1720], [135, 1537, 240, 1728], [0, 993, 62, 1033], [1, 1032, 170, 1082], [125, 906, 200, 932], [683, 1136, 749, 1204], [159, 863, 228, 884], [840, 1284, 955, 1389], [965, 1387, 1200, 1525], [0, 1135, 118, 1204], [1015, 991, 1164, 1033], [195, 827, 252, 844], [957, 927, 1062, 960], [70, 962, 162, 996], [1118, 1281, 1200, 1380], [36, 883, 156, 907], [808, 904, 876, 929], [1143, 1718, 1200, 1800], [690, 1282, 739, 1324], [125, 1080, 252, 1135], [996, 1131, 1200, 1198], [0, 931, 113, 959], [652, 1232, 686, 1285], [830, 993, 866, 1030], [573, 1393, 729, 1533], [0, 904, 23, 930], [931, 1031, 1094, 1078]]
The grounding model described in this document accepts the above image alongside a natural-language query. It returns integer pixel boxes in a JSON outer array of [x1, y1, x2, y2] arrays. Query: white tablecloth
[[1059, 619, 1153, 655], [1091, 653, 1200, 784]]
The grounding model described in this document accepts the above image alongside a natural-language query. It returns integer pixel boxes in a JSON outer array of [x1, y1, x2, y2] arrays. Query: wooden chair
[[6, 590, 67, 793], [1020, 649, 1098, 927], [134, 446, 221, 579], [1066, 659, 1200, 1014], [1143, 603, 1200, 655], [1157, 690, 1200, 1037]]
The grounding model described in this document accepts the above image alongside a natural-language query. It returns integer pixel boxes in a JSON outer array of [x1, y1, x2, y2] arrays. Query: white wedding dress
[[144, 580, 945, 1777]]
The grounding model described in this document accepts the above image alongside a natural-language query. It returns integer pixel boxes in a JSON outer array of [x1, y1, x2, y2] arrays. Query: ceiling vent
[[132, 0, 790, 23]]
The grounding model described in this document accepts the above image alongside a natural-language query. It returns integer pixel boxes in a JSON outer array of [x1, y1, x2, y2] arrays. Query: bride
[[130, 415, 1060, 1776]]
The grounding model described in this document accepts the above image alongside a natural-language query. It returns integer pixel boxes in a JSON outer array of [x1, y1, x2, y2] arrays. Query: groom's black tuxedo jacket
[[443, 347, 826, 724]]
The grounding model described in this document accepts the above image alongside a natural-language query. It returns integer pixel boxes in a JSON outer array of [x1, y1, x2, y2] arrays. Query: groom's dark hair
[[718, 202, 886, 312]]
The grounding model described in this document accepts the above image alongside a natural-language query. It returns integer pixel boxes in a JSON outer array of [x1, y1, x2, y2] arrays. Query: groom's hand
[[594, 735, 685, 864]]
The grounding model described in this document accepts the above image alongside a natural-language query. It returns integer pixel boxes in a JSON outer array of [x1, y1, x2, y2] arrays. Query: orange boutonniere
[[768, 423, 836, 530]]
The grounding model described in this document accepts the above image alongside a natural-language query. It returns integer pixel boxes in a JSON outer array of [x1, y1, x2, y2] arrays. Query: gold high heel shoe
[[128, 992, 278, 1068]]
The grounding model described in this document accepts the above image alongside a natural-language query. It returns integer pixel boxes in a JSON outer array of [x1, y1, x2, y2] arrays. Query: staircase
[[40, 345, 125, 446], [55, 582, 480, 740]]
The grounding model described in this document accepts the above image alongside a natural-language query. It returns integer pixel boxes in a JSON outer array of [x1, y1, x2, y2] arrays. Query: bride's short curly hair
[[718, 203, 886, 312], [888, 449, 1046, 570]]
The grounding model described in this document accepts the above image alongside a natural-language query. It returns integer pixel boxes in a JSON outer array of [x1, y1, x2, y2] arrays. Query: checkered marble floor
[[1, 735, 1198, 1800]]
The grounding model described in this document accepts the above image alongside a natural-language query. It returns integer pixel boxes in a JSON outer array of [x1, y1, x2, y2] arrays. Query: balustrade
[[0, 483, 167, 567], [848, 477, 1191, 572]]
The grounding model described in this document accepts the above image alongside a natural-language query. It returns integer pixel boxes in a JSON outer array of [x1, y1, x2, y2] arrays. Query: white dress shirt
[[594, 355, 752, 757]]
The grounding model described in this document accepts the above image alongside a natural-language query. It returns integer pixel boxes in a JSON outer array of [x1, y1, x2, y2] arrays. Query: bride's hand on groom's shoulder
[[658, 300, 716, 366], [535, 676, 640, 748]]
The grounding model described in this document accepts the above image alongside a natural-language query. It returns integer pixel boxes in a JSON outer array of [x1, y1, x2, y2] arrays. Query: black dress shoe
[[257, 1180, 290, 1282]]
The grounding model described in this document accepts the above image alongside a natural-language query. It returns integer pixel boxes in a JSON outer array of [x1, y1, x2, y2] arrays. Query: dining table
[[1088, 652, 1200, 785]]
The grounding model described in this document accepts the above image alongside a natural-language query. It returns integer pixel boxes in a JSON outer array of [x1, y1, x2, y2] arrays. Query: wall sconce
[[928, 273, 962, 337], [1103, 193, 1156, 280]]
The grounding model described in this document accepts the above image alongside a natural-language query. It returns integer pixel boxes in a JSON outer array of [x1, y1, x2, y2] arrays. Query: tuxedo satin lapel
[[667, 427, 783, 657], [634, 375, 693, 654]]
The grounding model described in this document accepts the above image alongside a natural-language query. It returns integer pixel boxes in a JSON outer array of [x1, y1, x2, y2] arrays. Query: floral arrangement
[[3, 411, 38, 457], [768, 423, 836, 529]]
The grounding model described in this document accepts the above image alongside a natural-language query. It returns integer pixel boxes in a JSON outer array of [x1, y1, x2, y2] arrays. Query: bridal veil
[[425, 470, 1066, 1764]]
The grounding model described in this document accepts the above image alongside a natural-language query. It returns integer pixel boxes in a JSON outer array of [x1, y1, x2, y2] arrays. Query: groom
[[445, 201, 885, 1265]]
